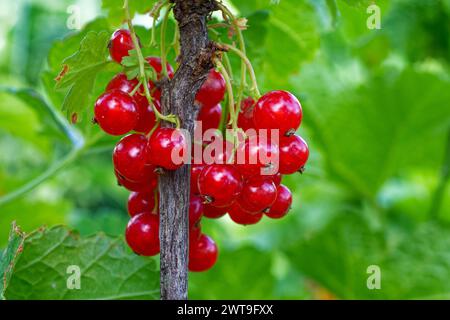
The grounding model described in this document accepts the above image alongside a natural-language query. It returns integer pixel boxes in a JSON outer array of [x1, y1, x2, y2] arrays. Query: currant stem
[[160, 4, 172, 79], [150, 0, 168, 47], [130, 79, 143, 96], [221, 44, 261, 98], [216, 60, 236, 131]]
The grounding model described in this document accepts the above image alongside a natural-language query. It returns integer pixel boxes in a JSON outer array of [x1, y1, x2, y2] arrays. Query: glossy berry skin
[[238, 176, 277, 213], [228, 202, 263, 225], [190, 164, 204, 195], [147, 128, 187, 170], [237, 138, 279, 179], [109, 29, 135, 64], [189, 195, 204, 228], [113, 134, 149, 182], [146, 56, 175, 79], [272, 173, 282, 186], [125, 212, 160, 256], [128, 191, 156, 217], [198, 165, 243, 208], [196, 103, 222, 135], [190, 223, 202, 243], [279, 134, 309, 174], [237, 97, 256, 132], [203, 204, 228, 219], [115, 169, 158, 192], [203, 137, 234, 165], [266, 184, 292, 219], [94, 90, 138, 135], [189, 234, 218, 272], [195, 69, 226, 109], [253, 90, 302, 135]]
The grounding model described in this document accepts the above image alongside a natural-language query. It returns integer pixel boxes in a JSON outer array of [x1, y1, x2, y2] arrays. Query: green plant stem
[[221, 43, 261, 97], [172, 24, 180, 56], [150, 0, 168, 47], [216, 60, 236, 130], [429, 129, 450, 220], [160, 5, 172, 79]]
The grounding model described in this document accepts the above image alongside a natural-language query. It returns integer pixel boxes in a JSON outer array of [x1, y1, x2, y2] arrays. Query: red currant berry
[[237, 137, 279, 179], [266, 184, 292, 219], [272, 173, 282, 186], [279, 134, 309, 174], [125, 212, 160, 256], [147, 128, 187, 170], [115, 169, 158, 192], [113, 134, 148, 181], [146, 56, 175, 79], [195, 69, 226, 109], [128, 191, 156, 217], [238, 176, 277, 213], [196, 103, 222, 135], [109, 29, 136, 64], [134, 99, 160, 134], [237, 97, 256, 132], [198, 165, 243, 208], [106, 73, 146, 106], [94, 90, 138, 136], [190, 164, 204, 195], [190, 223, 202, 243], [203, 137, 234, 164], [253, 90, 302, 135], [189, 195, 204, 228], [203, 204, 228, 219], [228, 202, 263, 225], [189, 234, 218, 272]]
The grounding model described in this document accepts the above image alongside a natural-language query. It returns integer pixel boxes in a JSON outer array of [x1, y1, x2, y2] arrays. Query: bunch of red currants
[[94, 29, 309, 272]]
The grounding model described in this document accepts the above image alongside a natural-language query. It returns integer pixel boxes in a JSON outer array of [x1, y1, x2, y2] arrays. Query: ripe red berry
[[146, 56, 175, 79], [272, 173, 282, 186], [265, 184, 292, 219], [238, 176, 277, 213], [279, 134, 309, 174], [198, 165, 243, 208], [195, 69, 226, 109], [253, 90, 302, 135], [125, 212, 160, 256], [228, 202, 263, 225], [190, 164, 204, 195], [189, 195, 204, 228], [203, 137, 234, 164], [94, 90, 138, 135], [237, 97, 256, 132], [237, 137, 279, 179], [128, 191, 156, 217], [190, 223, 202, 243], [203, 204, 228, 219], [196, 103, 222, 135], [115, 169, 158, 192], [113, 134, 149, 182], [189, 234, 218, 272], [109, 29, 136, 64], [147, 128, 187, 170]]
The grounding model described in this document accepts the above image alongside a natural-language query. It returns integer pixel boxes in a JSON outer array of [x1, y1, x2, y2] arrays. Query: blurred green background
[[1, 0, 450, 299]]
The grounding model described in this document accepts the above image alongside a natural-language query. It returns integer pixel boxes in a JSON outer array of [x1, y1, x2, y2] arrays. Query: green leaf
[[0, 223, 25, 300], [3, 225, 159, 300], [55, 31, 112, 118]]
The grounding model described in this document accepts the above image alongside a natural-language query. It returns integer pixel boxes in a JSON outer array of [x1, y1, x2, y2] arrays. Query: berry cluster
[[94, 26, 309, 273]]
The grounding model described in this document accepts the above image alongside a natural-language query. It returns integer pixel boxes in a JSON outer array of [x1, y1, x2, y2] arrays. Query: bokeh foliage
[[0, 0, 449, 299]]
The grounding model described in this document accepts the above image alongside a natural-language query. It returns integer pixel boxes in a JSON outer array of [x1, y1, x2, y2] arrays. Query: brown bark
[[159, 0, 216, 300]]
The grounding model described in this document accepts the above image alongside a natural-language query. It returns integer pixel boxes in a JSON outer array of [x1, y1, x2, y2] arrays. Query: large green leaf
[[297, 67, 450, 198], [2, 225, 159, 300]]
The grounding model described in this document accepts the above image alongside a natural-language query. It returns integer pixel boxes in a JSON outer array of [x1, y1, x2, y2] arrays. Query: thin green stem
[[130, 79, 143, 96], [216, 60, 236, 130], [221, 44, 261, 97], [172, 23, 180, 56], [160, 5, 172, 79], [150, 0, 168, 47]]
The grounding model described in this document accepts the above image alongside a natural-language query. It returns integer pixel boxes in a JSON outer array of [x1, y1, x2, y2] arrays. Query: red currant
[[237, 97, 256, 132], [228, 202, 263, 225], [109, 29, 136, 64], [237, 137, 279, 179], [190, 223, 202, 243], [253, 90, 302, 135], [203, 204, 228, 219], [189, 234, 218, 272], [272, 173, 282, 186], [113, 134, 149, 182], [196, 103, 222, 135], [146, 56, 175, 79], [147, 128, 187, 170], [128, 191, 156, 217], [94, 90, 138, 135], [125, 212, 160, 256], [195, 69, 226, 109], [265, 184, 292, 219], [279, 134, 309, 174], [189, 195, 204, 228], [115, 169, 158, 192], [203, 137, 234, 165], [190, 164, 204, 195], [238, 176, 277, 213], [198, 165, 243, 208]]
